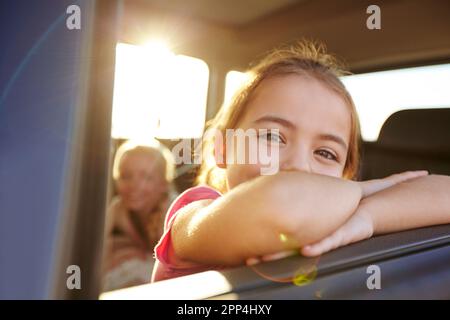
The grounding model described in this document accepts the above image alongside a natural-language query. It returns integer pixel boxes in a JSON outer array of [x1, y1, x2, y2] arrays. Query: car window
[[341, 64, 450, 141]]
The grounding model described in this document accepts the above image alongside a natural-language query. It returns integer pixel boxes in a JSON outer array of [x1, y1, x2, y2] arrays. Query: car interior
[[1, 0, 449, 299]]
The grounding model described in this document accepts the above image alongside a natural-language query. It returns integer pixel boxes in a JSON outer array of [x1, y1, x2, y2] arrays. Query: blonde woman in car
[[152, 40, 450, 282], [103, 140, 176, 290]]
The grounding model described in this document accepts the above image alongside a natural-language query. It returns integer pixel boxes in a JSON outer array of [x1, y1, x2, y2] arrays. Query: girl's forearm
[[175, 171, 362, 265], [359, 174, 450, 235]]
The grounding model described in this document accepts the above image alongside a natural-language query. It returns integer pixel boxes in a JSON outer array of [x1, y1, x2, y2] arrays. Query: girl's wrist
[[353, 180, 365, 201], [356, 199, 376, 237]]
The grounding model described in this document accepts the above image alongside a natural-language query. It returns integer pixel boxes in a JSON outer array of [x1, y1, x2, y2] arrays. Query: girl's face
[[116, 151, 167, 214], [224, 74, 351, 190]]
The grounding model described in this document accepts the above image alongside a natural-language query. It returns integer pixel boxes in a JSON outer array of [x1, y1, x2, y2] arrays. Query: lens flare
[[293, 264, 318, 286], [248, 232, 321, 286]]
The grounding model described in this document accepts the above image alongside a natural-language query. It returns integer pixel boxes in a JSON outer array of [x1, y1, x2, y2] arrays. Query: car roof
[[122, 0, 450, 72]]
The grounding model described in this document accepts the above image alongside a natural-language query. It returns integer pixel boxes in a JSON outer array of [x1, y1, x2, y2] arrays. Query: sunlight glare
[[112, 42, 209, 140]]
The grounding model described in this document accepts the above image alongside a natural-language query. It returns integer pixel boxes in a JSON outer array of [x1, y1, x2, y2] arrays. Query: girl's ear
[[214, 133, 227, 169]]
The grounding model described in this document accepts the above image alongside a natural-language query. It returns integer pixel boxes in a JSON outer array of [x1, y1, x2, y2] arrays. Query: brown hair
[[197, 40, 361, 193]]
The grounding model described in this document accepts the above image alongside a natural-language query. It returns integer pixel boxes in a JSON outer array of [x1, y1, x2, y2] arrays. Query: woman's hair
[[196, 40, 361, 193], [112, 139, 175, 183]]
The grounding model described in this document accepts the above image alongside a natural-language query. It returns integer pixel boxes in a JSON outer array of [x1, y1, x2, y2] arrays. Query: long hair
[[197, 40, 361, 193]]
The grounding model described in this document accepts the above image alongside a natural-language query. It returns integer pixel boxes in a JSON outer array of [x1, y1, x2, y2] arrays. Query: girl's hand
[[245, 207, 374, 264], [246, 208, 374, 265], [245, 171, 429, 266], [300, 206, 374, 257], [358, 170, 428, 198], [301, 171, 429, 257]]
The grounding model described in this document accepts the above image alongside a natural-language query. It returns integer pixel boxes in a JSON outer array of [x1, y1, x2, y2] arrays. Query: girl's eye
[[258, 132, 284, 144], [315, 149, 338, 162]]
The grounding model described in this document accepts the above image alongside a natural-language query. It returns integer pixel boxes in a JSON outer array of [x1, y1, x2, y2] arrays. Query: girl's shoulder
[[152, 185, 223, 281], [175, 185, 222, 203], [166, 185, 222, 222]]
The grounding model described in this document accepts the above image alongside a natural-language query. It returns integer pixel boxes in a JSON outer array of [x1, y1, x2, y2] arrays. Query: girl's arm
[[301, 174, 450, 256], [171, 171, 362, 266], [363, 174, 450, 234]]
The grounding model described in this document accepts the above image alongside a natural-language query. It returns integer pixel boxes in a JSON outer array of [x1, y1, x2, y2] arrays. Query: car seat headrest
[[377, 108, 450, 152]]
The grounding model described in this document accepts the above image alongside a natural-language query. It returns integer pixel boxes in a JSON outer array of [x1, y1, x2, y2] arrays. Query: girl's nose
[[281, 151, 312, 173]]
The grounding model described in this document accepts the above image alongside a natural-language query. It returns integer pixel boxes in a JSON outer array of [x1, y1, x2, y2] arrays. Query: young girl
[[152, 41, 450, 282], [103, 140, 176, 290]]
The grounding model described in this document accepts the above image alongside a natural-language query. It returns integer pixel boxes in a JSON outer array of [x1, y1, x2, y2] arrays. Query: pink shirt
[[151, 185, 222, 282]]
